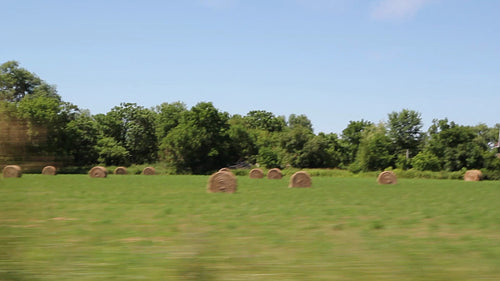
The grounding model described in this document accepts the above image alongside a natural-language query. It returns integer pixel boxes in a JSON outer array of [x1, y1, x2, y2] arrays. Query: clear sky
[[1, 0, 499, 134]]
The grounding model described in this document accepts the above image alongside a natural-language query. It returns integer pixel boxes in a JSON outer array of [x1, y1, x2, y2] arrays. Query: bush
[[257, 147, 282, 169], [392, 168, 466, 180], [395, 154, 412, 170], [348, 161, 363, 174], [481, 169, 500, 180], [412, 151, 441, 171], [232, 169, 249, 176]]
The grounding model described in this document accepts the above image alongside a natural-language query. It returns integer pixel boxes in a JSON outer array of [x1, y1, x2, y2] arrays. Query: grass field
[[1, 175, 499, 280]]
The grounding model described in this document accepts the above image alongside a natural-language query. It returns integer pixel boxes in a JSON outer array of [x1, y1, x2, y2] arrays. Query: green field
[[1, 175, 499, 280]]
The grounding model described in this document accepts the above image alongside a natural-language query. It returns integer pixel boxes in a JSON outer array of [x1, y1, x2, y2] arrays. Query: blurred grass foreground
[[1, 174, 499, 280]]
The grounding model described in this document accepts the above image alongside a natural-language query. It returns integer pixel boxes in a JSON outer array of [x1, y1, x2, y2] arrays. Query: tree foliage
[[340, 119, 373, 166], [288, 114, 313, 132], [422, 119, 484, 171], [98, 103, 158, 164], [244, 110, 286, 132], [155, 101, 187, 141], [294, 133, 341, 168], [95, 137, 130, 166], [2, 61, 499, 175], [161, 102, 231, 173], [351, 123, 394, 172], [0, 61, 59, 102], [65, 110, 99, 165], [387, 109, 423, 158]]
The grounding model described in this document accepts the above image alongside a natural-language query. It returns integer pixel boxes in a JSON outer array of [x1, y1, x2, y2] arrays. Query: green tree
[[254, 129, 284, 168], [412, 150, 441, 171], [387, 109, 423, 160], [244, 110, 286, 132], [294, 133, 342, 168], [351, 123, 394, 172], [0, 61, 59, 102], [281, 126, 314, 154], [280, 126, 314, 166], [0, 101, 28, 163], [227, 120, 258, 164], [98, 103, 158, 164], [95, 137, 130, 166], [162, 102, 231, 173], [257, 146, 282, 169], [288, 114, 313, 132], [0, 61, 83, 167], [340, 119, 373, 165], [425, 119, 484, 171], [472, 123, 500, 151], [13, 91, 79, 165], [155, 101, 187, 141], [65, 110, 99, 165]]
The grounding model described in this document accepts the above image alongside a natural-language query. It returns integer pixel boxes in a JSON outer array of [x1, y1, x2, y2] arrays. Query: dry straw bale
[[142, 167, 156, 175], [89, 166, 107, 178], [207, 171, 237, 193], [3, 165, 22, 178], [377, 171, 397, 184], [249, 168, 264, 179], [41, 165, 56, 175], [289, 171, 312, 188], [114, 166, 128, 175], [219, 168, 232, 173], [267, 168, 283, 179], [464, 169, 483, 181]]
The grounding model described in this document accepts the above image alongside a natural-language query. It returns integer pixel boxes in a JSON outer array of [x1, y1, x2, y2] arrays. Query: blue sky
[[1, 0, 499, 134]]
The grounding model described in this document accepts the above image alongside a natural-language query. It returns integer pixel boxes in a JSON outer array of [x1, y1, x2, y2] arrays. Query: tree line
[[1, 61, 500, 174]]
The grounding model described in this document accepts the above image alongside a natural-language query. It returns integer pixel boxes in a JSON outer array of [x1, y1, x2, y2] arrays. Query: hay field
[[1, 175, 499, 280]]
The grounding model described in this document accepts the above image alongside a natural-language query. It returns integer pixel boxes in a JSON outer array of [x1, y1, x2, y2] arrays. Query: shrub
[[257, 147, 282, 169], [412, 151, 441, 171], [481, 169, 500, 180]]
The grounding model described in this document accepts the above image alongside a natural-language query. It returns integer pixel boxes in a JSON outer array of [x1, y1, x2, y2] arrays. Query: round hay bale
[[289, 171, 312, 188], [267, 168, 282, 179], [207, 171, 237, 193], [464, 169, 482, 181], [3, 165, 22, 178], [377, 171, 397, 184], [114, 166, 128, 175], [249, 168, 264, 179], [89, 166, 107, 178], [142, 166, 156, 175], [41, 165, 56, 175]]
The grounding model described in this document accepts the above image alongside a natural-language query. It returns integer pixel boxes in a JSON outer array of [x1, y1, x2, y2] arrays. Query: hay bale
[[142, 166, 156, 175], [41, 165, 56, 175], [464, 169, 482, 181], [219, 167, 232, 173], [89, 166, 107, 178], [207, 171, 237, 193], [267, 168, 282, 179], [3, 165, 22, 178], [377, 171, 397, 184], [289, 171, 312, 188], [114, 166, 128, 175], [249, 168, 264, 179]]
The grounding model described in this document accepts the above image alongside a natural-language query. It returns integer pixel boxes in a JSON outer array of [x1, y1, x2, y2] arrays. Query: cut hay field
[[1, 175, 499, 280]]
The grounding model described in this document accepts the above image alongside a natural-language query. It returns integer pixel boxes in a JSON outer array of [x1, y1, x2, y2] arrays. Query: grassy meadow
[[0, 174, 499, 280]]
